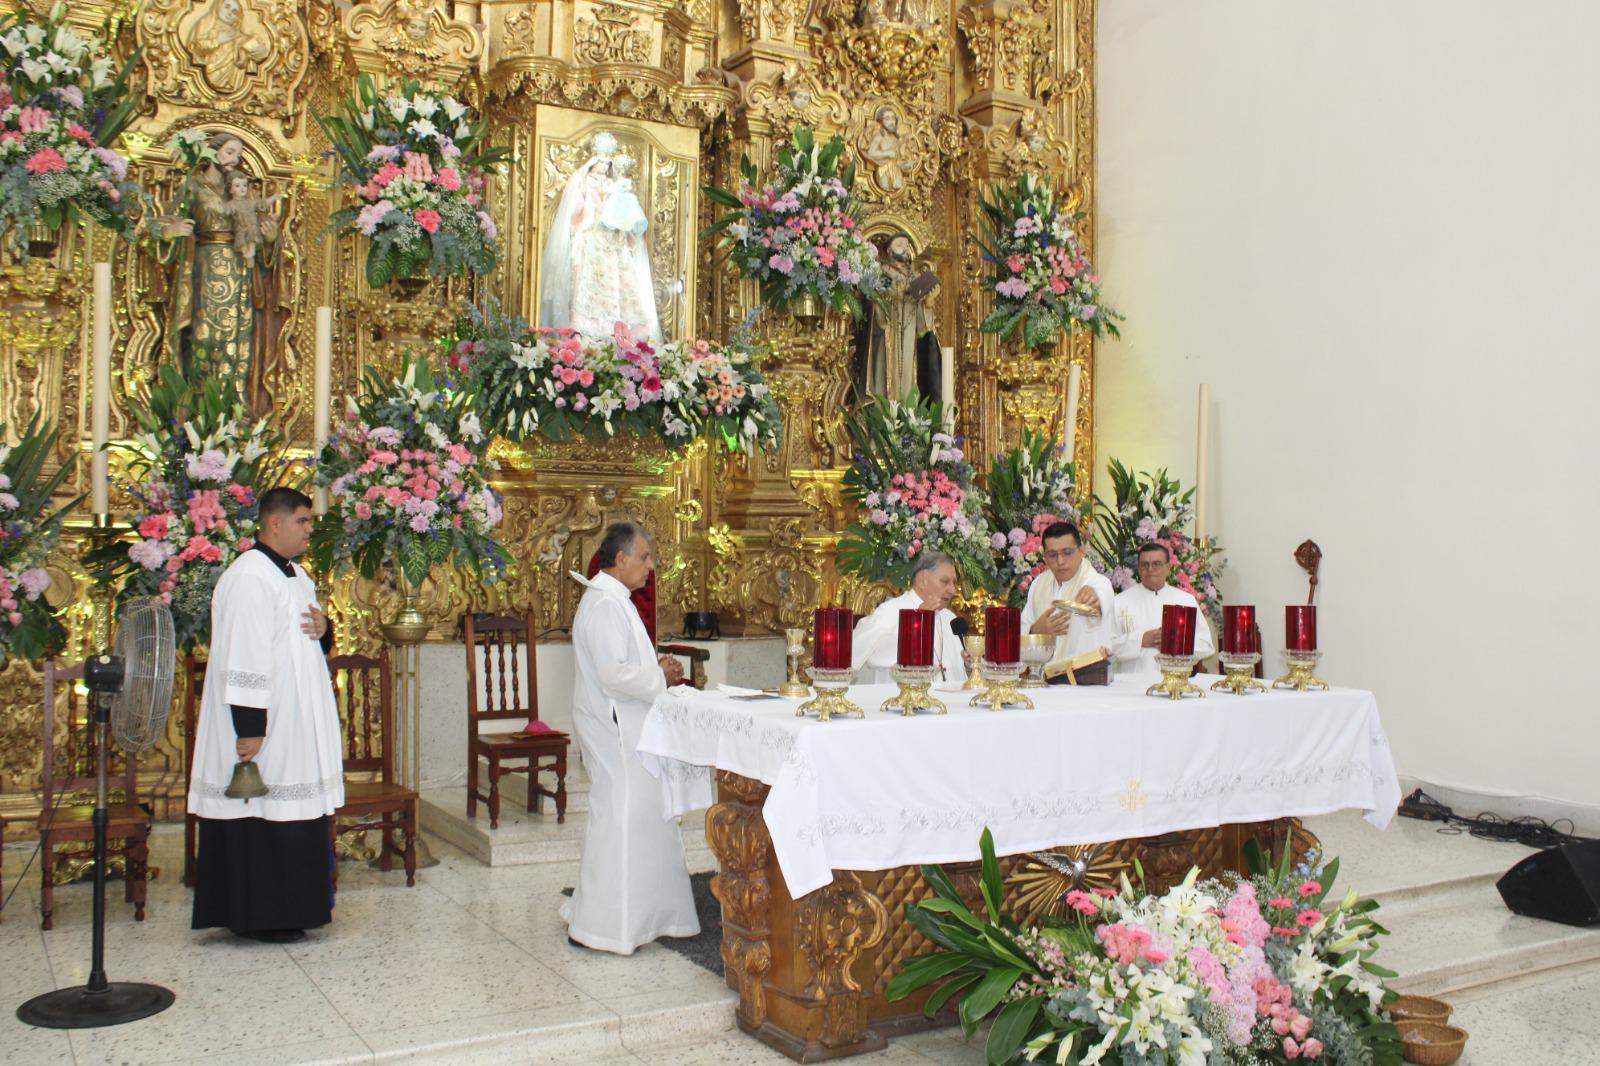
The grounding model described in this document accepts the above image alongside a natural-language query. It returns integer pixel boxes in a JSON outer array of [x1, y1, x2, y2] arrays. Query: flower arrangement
[[84, 368, 295, 651], [1092, 459, 1225, 628], [456, 304, 782, 451], [979, 172, 1122, 351], [889, 830, 1402, 1066], [318, 73, 509, 289], [985, 430, 1092, 606], [837, 394, 997, 592], [703, 127, 888, 320], [310, 353, 505, 589], [0, 3, 143, 248], [0, 416, 74, 666]]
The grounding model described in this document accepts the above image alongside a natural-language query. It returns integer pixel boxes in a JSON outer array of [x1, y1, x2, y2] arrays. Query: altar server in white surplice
[[563, 522, 699, 954], [851, 552, 968, 685], [1111, 541, 1216, 676], [1019, 520, 1117, 663]]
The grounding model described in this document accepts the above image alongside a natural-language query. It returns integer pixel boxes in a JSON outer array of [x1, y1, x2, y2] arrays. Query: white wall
[[1096, 1, 1600, 825]]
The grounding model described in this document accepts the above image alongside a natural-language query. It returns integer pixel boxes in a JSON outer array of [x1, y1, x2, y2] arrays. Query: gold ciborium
[[879, 664, 947, 716], [1212, 651, 1267, 695], [1272, 649, 1330, 692], [1146, 654, 1204, 700], [970, 659, 1034, 710], [779, 627, 812, 698], [962, 635, 987, 689], [1020, 634, 1055, 688], [796, 667, 864, 722]]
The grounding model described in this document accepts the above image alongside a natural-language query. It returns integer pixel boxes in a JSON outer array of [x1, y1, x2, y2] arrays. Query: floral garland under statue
[[0, 416, 74, 666], [1093, 459, 1226, 629], [84, 367, 295, 652], [703, 127, 888, 321], [985, 430, 1092, 607], [309, 353, 506, 638], [0, 3, 144, 256], [319, 74, 508, 290]]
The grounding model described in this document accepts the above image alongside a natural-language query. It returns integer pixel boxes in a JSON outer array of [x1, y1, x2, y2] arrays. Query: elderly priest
[[1020, 520, 1117, 663], [851, 552, 968, 684], [1111, 541, 1215, 675], [563, 522, 699, 954]]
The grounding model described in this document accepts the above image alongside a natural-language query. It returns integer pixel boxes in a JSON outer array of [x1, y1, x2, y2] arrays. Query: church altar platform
[[637, 677, 1402, 1060]]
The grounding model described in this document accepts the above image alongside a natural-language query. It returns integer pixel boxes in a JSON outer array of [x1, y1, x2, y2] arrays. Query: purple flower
[[51, 86, 84, 110], [356, 199, 395, 236], [185, 448, 233, 482], [477, 211, 497, 240], [864, 492, 881, 508], [93, 147, 127, 181], [1080, 305, 1097, 320], [1110, 565, 1135, 590], [0, 492, 17, 512], [869, 509, 890, 526], [995, 277, 1030, 299], [1007, 528, 1027, 546], [990, 532, 1007, 550], [1134, 517, 1161, 541], [409, 513, 432, 533], [940, 517, 957, 533], [769, 254, 795, 275], [365, 145, 402, 163], [129, 538, 173, 571], [367, 426, 402, 447], [18, 568, 50, 599]]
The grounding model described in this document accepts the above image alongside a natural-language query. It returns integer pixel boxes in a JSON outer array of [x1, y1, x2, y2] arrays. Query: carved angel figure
[[185, 0, 272, 95]]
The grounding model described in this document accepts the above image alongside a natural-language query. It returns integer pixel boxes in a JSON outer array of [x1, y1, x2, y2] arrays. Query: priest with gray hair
[[850, 551, 969, 684]]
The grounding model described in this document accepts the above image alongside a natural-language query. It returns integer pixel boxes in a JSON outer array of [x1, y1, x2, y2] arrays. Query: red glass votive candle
[[1285, 605, 1317, 652], [1160, 603, 1198, 656], [984, 606, 1021, 664], [1222, 605, 1256, 655], [896, 609, 935, 667], [813, 608, 853, 669]]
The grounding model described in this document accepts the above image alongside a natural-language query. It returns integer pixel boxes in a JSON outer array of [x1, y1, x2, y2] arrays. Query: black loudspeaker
[[1496, 841, 1600, 927]]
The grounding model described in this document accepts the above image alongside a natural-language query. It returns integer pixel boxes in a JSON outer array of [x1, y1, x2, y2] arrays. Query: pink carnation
[[25, 148, 67, 175], [414, 209, 442, 234]]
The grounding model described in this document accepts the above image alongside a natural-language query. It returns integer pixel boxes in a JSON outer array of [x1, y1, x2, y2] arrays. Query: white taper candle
[[1195, 383, 1211, 543], [91, 262, 112, 515], [313, 306, 333, 512]]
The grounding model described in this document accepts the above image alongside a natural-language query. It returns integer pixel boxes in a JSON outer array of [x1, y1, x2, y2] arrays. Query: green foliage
[[0, 415, 78, 666]]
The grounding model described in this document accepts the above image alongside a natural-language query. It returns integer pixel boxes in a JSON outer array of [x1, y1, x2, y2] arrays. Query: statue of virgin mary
[[538, 132, 662, 342]]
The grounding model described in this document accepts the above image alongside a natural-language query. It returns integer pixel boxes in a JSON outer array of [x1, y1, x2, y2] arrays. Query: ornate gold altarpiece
[[0, 0, 1102, 829]]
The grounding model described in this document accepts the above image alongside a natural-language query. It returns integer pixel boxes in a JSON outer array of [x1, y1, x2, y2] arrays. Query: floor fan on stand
[[17, 599, 177, 1028]]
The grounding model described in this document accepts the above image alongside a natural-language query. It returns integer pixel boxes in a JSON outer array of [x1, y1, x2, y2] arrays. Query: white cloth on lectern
[[1111, 583, 1217, 675], [1019, 565, 1117, 662], [850, 589, 967, 685], [561, 569, 699, 954]]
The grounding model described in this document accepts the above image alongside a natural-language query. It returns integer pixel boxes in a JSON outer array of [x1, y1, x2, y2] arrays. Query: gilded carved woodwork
[[137, 0, 313, 133]]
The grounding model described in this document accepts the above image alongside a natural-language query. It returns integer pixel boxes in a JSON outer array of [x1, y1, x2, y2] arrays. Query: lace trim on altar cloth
[[652, 698, 819, 782], [226, 669, 270, 692], [194, 773, 343, 802]]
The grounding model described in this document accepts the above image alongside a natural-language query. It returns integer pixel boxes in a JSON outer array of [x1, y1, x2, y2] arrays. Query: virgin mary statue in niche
[[539, 132, 662, 342]]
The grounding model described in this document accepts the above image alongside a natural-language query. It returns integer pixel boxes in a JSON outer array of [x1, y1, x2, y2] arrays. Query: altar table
[[638, 678, 1400, 1061]]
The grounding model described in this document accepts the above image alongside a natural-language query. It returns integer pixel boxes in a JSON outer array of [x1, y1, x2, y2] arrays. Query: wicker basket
[[1397, 1020, 1468, 1065], [1388, 994, 1453, 1023]]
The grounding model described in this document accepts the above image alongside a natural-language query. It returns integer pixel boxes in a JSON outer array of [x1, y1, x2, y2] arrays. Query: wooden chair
[[38, 660, 151, 930], [656, 642, 712, 689], [182, 654, 206, 887], [465, 610, 568, 829], [327, 651, 417, 886]]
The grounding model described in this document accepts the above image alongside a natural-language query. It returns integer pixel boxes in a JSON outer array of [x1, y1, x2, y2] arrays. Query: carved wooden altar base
[[705, 771, 1316, 1062]]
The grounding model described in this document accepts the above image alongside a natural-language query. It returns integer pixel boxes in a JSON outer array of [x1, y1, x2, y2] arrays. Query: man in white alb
[[851, 552, 968, 684], [563, 522, 698, 954], [1020, 520, 1117, 663], [1111, 541, 1215, 675]]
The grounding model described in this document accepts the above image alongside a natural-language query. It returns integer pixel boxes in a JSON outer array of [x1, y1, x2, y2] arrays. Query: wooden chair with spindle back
[[182, 654, 206, 887], [464, 609, 568, 829], [38, 660, 151, 930], [326, 651, 417, 886]]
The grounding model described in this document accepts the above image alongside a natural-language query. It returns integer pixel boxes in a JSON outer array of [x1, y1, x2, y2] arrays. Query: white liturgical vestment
[[851, 589, 967, 685], [1111, 583, 1216, 676], [188, 550, 345, 821], [562, 570, 699, 954], [1019, 565, 1117, 662]]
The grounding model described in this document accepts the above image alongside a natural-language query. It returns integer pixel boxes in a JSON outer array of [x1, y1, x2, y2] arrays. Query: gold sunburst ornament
[[1006, 844, 1128, 925]]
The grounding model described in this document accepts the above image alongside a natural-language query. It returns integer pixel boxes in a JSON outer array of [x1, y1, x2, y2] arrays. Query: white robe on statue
[[188, 550, 344, 821], [562, 570, 698, 954], [1019, 564, 1118, 664], [851, 589, 968, 685], [1111, 583, 1216, 676]]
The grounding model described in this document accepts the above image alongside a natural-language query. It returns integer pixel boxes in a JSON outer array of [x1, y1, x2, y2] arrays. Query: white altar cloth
[[637, 677, 1400, 897]]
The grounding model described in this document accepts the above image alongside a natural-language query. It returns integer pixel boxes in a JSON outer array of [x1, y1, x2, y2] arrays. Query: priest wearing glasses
[[1019, 520, 1117, 663], [1111, 541, 1215, 675]]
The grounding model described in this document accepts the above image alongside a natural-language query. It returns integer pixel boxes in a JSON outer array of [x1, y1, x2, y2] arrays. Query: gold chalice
[[962, 635, 986, 689]]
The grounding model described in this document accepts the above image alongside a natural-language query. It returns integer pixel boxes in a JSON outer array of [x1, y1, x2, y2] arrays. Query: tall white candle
[[1062, 361, 1083, 466], [1195, 383, 1211, 543], [939, 346, 956, 428], [313, 306, 333, 513], [91, 262, 112, 515]]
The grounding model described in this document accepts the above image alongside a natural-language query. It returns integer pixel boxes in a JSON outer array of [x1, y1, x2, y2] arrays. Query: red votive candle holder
[[1285, 605, 1317, 652], [1222, 605, 1256, 656], [896, 609, 935, 668], [1160, 604, 1198, 657], [984, 606, 1021, 664], [813, 607, 853, 669]]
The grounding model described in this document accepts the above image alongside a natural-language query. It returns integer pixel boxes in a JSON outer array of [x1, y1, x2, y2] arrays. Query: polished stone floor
[[1, 808, 1597, 1065]]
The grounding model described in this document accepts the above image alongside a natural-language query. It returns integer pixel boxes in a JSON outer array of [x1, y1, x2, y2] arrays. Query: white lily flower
[[410, 95, 439, 118], [24, 24, 45, 48], [442, 96, 468, 122], [184, 423, 202, 451], [458, 411, 483, 443], [90, 55, 114, 88], [2, 29, 28, 56], [52, 25, 83, 59], [408, 118, 438, 141], [19, 57, 50, 82], [455, 121, 472, 141], [385, 95, 410, 122]]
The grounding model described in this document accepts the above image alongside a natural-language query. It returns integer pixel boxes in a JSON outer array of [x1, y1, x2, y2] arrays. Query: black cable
[[0, 780, 72, 919], [1400, 788, 1593, 849]]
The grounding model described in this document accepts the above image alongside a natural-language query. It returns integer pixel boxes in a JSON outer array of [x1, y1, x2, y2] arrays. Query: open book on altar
[[1043, 647, 1111, 686]]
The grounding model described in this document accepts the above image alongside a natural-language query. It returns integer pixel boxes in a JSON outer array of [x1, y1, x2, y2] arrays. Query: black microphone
[[950, 616, 969, 639]]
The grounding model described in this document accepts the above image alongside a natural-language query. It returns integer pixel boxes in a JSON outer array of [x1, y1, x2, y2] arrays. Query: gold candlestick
[[1212, 651, 1267, 695], [879, 664, 947, 716], [796, 666, 863, 722], [1272, 649, 1329, 692], [1146, 654, 1204, 700], [779, 627, 811, 698], [970, 659, 1033, 710], [962, 635, 987, 689]]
